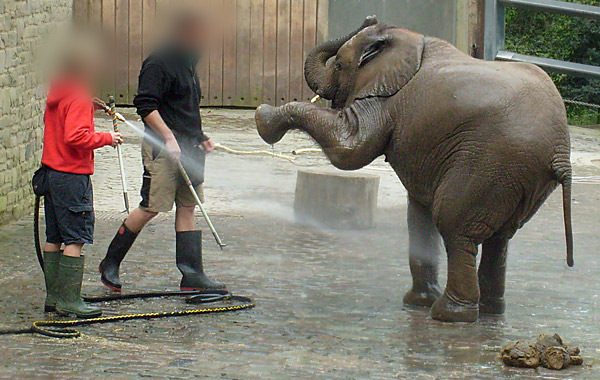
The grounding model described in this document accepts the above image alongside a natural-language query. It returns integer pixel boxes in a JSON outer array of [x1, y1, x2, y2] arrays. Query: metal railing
[[484, 0, 600, 80]]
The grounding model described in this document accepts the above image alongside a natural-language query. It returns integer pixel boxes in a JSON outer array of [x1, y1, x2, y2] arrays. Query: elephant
[[255, 17, 573, 323]]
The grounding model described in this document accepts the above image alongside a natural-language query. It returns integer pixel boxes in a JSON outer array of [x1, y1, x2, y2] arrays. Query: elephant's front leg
[[403, 197, 443, 307], [430, 240, 480, 322], [478, 234, 509, 315]]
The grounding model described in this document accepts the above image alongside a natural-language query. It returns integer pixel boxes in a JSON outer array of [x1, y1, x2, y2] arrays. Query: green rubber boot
[[55, 255, 102, 318], [43, 251, 62, 312]]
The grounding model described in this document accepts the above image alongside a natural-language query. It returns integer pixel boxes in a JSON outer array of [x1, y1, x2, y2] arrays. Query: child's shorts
[[44, 169, 95, 245]]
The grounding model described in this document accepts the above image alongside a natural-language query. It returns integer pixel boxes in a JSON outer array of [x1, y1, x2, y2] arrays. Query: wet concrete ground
[[1, 109, 600, 379]]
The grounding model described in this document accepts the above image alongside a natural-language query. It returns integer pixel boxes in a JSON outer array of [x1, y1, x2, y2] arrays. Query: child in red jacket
[[40, 38, 121, 318]]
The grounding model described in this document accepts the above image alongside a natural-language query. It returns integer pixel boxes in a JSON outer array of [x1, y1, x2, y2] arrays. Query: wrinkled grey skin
[[255, 18, 573, 323]]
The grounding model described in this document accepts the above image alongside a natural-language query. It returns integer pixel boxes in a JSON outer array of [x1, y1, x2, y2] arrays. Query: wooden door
[[75, 0, 329, 107]]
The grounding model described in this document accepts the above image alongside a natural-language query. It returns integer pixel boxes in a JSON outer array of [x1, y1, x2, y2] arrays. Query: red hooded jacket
[[41, 78, 113, 175]]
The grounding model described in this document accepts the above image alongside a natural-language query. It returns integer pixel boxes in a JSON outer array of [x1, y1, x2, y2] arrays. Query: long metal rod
[[95, 100, 226, 249], [108, 96, 130, 213], [485, 0, 600, 81], [496, 50, 600, 80], [498, 0, 600, 19], [177, 161, 227, 250]]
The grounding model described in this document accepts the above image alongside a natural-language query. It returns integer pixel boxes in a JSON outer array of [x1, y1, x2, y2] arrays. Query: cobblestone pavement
[[1, 109, 600, 379]]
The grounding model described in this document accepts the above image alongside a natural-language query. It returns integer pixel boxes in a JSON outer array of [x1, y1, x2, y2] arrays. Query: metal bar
[[498, 0, 600, 20], [496, 50, 600, 80], [177, 162, 227, 250], [95, 98, 227, 249], [484, 0, 600, 80], [108, 96, 130, 214], [484, 0, 506, 61]]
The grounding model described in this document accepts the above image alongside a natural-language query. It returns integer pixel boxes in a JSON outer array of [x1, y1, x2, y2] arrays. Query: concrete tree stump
[[294, 169, 380, 229]]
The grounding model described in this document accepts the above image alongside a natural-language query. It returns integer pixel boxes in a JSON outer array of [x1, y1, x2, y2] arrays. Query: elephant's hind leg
[[403, 198, 443, 307], [430, 239, 480, 322], [478, 234, 509, 315]]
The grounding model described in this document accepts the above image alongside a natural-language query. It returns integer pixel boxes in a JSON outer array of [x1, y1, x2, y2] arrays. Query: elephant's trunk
[[256, 98, 390, 170], [304, 16, 378, 100]]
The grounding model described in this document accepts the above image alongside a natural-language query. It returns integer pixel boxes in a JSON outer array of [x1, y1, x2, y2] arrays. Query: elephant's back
[[415, 42, 566, 129], [389, 39, 569, 207], [406, 39, 568, 155]]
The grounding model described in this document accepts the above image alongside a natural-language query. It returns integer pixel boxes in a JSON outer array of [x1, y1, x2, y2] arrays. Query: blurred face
[[80, 51, 105, 88], [176, 17, 208, 53], [61, 32, 107, 88]]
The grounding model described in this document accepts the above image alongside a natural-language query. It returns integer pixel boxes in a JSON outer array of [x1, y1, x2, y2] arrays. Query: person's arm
[[134, 62, 181, 159], [143, 110, 181, 159], [64, 98, 121, 149]]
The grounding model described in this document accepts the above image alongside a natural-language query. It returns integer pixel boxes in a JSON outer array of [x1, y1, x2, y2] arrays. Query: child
[[40, 34, 121, 318]]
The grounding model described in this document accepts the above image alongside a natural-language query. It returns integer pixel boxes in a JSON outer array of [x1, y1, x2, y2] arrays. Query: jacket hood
[[46, 77, 91, 107]]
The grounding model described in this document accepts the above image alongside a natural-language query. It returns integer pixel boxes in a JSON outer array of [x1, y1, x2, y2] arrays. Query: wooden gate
[[73, 0, 329, 107]]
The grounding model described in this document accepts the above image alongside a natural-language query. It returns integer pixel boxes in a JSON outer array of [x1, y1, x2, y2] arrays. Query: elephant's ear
[[353, 29, 424, 99]]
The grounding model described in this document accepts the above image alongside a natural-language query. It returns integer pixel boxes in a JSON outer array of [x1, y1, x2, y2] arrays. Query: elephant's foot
[[479, 296, 506, 315], [403, 284, 442, 307], [430, 292, 479, 323]]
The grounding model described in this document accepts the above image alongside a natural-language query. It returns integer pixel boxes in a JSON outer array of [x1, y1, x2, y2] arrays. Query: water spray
[[108, 96, 130, 213], [3, 102, 256, 340], [95, 100, 227, 250]]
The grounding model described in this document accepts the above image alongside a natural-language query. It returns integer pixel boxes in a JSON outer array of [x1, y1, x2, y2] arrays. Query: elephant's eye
[[335, 61, 343, 71]]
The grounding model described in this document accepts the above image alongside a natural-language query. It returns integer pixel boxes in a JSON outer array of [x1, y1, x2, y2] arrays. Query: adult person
[[99, 10, 226, 292]]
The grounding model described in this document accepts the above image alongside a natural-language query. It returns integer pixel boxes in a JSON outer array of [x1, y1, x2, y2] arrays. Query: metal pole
[[496, 51, 600, 80], [484, 0, 505, 61], [108, 96, 130, 213], [95, 100, 227, 249], [177, 161, 227, 250], [498, 0, 600, 19]]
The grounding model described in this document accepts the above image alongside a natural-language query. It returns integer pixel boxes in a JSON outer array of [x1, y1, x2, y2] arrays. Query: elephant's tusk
[[311, 95, 321, 103]]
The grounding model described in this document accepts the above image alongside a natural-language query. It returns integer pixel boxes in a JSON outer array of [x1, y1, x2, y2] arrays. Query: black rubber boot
[[99, 222, 138, 292], [176, 231, 226, 291], [43, 251, 61, 312], [55, 255, 102, 318]]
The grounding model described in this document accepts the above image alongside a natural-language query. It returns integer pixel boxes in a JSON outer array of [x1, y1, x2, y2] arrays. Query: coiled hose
[[0, 196, 254, 339]]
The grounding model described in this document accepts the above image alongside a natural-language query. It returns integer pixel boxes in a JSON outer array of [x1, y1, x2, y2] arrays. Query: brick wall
[[0, 0, 71, 224]]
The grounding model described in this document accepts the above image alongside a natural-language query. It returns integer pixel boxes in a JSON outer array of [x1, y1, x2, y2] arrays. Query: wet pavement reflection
[[0, 109, 599, 379]]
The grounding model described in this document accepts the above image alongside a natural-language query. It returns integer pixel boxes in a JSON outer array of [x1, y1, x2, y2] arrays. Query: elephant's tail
[[554, 161, 574, 267]]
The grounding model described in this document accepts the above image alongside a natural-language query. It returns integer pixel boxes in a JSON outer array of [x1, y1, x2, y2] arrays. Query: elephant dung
[[501, 341, 540, 368], [535, 333, 564, 353], [541, 346, 571, 370], [501, 333, 583, 370]]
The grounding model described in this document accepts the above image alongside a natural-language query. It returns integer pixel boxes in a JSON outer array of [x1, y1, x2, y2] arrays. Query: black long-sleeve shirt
[[133, 45, 208, 143]]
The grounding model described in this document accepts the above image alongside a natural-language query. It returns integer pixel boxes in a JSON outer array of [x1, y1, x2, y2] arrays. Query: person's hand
[[200, 139, 215, 154], [92, 97, 107, 110], [110, 131, 123, 147], [165, 137, 182, 160]]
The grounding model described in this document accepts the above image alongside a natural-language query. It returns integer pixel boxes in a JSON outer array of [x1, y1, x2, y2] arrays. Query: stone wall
[[0, 0, 72, 224]]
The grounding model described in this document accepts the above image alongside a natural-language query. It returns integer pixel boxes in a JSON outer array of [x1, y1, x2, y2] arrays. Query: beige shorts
[[139, 142, 204, 213]]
